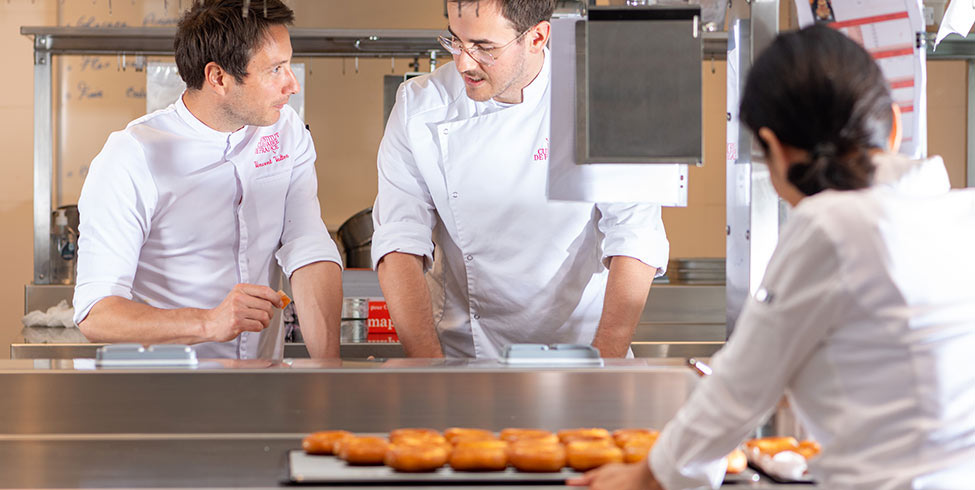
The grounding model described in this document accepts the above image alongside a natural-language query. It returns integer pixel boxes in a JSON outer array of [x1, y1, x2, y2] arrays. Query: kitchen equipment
[[49, 205, 79, 285], [341, 297, 369, 343], [337, 208, 373, 268], [671, 257, 725, 284], [344, 244, 372, 269], [95, 343, 198, 368], [501, 343, 603, 366]]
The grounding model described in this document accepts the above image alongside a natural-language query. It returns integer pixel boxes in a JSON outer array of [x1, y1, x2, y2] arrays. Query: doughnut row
[[301, 427, 653, 473]]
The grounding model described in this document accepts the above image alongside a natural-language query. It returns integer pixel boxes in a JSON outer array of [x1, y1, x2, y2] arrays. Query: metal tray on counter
[[285, 451, 760, 486], [286, 451, 581, 485]]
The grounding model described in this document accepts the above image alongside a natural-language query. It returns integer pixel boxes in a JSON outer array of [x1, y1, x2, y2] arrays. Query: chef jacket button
[[441, 128, 449, 135], [473, 313, 480, 320], [451, 192, 459, 198], [465, 254, 473, 262]]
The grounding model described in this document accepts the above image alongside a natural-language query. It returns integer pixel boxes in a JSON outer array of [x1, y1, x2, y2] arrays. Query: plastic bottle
[[50, 209, 78, 284]]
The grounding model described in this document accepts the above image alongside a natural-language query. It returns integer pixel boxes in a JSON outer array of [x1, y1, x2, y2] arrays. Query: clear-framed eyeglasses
[[437, 27, 531, 66]]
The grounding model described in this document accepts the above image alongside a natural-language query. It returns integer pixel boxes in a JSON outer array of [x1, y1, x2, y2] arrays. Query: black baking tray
[[746, 461, 816, 485], [284, 451, 760, 486]]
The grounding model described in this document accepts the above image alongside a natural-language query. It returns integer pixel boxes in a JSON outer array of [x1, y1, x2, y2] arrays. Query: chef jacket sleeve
[[371, 83, 438, 271], [275, 116, 343, 276], [595, 202, 669, 276], [649, 207, 853, 490], [73, 131, 157, 325]]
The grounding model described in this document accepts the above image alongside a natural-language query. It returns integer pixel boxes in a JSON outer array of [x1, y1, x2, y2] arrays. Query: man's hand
[[567, 462, 663, 490], [201, 283, 282, 343]]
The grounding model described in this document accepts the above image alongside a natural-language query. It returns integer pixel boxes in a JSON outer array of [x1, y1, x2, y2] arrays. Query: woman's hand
[[566, 461, 664, 490]]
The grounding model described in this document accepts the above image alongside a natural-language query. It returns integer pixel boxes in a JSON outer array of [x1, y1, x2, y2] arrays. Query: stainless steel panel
[[1, 365, 699, 435], [643, 284, 724, 324], [24, 283, 73, 314], [577, 7, 703, 164], [725, 0, 781, 336], [632, 324, 727, 342], [630, 341, 723, 358]]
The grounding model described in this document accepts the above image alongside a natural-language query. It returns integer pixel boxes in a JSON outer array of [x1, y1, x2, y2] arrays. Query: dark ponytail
[[740, 25, 893, 196]]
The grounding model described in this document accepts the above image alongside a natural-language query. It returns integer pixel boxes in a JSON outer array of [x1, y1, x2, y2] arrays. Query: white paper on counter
[[547, 17, 688, 206], [934, 0, 975, 47], [795, 0, 927, 160]]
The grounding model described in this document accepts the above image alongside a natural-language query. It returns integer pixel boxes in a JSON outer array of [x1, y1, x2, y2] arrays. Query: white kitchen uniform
[[650, 154, 975, 489], [74, 94, 341, 359], [372, 50, 669, 358]]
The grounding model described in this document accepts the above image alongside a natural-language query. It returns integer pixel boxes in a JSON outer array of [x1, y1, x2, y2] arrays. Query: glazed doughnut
[[797, 440, 821, 460], [507, 440, 566, 472], [302, 430, 352, 455], [499, 428, 559, 445], [338, 436, 389, 465], [449, 440, 509, 471], [444, 428, 496, 445], [558, 428, 612, 444], [389, 428, 444, 443], [612, 428, 659, 448], [622, 443, 653, 464], [726, 449, 747, 474], [745, 436, 799, 456], [384, 442, 450, 472], [565, 440, 624, 471]]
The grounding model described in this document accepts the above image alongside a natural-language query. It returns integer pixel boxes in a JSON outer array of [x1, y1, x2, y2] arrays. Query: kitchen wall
[[0, 0, 969, 357]]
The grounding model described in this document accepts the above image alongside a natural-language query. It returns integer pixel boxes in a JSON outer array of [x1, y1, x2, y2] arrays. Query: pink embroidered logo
[[533, 138, 550, 161], [255, 132, 280, 155]]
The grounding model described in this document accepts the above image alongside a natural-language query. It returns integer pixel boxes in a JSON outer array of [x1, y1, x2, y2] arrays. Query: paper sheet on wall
[[796, 0, 927, 159], [934, 0, 975, 47]]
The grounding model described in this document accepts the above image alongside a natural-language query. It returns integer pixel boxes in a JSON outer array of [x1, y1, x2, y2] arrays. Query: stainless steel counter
[[10, 341, 725, 360], [0, 359, 810, 488]]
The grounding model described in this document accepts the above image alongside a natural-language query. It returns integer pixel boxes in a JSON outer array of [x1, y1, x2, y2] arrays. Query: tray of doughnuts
[[743, 436, 820, 484], [286, 427, 759, 485]]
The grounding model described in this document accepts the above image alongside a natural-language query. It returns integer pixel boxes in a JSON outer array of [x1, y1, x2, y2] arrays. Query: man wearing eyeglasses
[[371, 0, 669, 358]]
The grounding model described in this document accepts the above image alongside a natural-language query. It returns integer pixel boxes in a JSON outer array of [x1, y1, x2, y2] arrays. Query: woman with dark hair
[[571, 24, 975, 490]]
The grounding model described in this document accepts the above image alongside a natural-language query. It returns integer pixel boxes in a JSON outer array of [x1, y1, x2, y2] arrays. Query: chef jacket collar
[[521, 46, 550, 107], [871, 152, 950, 197], [175, 91, 245, 142], [475, 46, 550, 110]]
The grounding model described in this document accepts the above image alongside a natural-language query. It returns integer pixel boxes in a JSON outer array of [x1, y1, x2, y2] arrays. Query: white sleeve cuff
[[72, 282, 134, 326], [371, 221, 434, 271], [276, 235, 344, 277]]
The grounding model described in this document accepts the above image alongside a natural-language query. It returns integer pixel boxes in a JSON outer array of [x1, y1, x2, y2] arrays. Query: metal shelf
[[926, 32, 975, 60], [21, 26, 448, 58]]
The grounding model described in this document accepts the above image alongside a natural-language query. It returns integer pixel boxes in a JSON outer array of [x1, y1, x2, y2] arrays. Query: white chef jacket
[[372, 49, 670, 358], [74, 94, 342, 359], [650, 154, 975, 490]]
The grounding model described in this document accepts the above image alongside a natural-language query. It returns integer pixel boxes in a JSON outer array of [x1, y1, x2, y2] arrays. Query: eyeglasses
[[437, 27, 531, 67]]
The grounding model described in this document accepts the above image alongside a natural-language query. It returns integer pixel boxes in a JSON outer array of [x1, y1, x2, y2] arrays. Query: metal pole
[[33, 37, 53, 285]]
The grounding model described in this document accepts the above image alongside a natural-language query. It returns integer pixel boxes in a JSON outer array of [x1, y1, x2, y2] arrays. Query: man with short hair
[[373, 0, 669, 358], [74, 0, 343, 359]]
